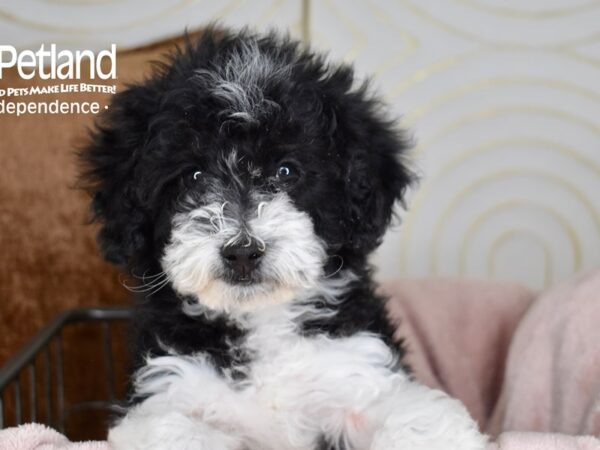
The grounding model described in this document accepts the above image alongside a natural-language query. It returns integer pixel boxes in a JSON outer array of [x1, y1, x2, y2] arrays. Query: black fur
[[81, 27, 413, 404]]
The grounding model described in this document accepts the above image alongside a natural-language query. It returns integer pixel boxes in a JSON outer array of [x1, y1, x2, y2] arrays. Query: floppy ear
[[80, 84, 159, 267], [340, 96, 414, 254], [345, 149, 411, 254]]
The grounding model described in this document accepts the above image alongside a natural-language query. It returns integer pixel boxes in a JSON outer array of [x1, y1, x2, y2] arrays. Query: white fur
[[194, 38, 289, 123], [109, 292, 486, 450], [161, 192, 326, 313]]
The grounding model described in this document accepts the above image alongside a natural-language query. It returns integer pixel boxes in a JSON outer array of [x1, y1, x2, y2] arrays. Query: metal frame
[[0, 307, 132, 431]]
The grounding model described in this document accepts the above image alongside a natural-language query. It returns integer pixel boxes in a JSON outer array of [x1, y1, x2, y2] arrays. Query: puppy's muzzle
[[221, 239, 264, 283]]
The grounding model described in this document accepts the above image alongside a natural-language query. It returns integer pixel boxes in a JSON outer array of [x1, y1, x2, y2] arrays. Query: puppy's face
[[161, 150, 328, 313], [82, 30, 412, 313]]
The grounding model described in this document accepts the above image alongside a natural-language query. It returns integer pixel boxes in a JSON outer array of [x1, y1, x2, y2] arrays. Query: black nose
[[221, 240, 264, 281]]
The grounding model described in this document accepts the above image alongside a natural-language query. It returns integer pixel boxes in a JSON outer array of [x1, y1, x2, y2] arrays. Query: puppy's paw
[[109, 411, 245, 450], [370, 393, 487, 450]]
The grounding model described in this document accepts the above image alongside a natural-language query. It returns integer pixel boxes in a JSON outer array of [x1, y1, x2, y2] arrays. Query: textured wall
[[2, 0, 599, 289], [309, 1, 600, 288], [0, 0, 306, 51]]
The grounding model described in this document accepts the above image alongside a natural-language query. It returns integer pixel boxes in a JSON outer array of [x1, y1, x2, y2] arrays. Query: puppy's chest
[[222, 319, 398, 400]]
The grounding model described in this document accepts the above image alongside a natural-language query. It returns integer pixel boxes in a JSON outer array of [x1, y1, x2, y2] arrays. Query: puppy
[[82, 28, 486, 450]]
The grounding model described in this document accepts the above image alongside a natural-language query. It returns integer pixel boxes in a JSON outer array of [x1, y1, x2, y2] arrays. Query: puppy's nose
[[221, 240, 264, 281]]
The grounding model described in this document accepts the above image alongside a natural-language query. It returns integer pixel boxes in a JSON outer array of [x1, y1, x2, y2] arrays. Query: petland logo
[[0, 44, 116, 80], [0, 44, 117, 116]]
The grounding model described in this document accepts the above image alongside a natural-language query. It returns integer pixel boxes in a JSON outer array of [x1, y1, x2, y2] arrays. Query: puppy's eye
[[192, 170, 202, 181], [276, 163, 299, 182]]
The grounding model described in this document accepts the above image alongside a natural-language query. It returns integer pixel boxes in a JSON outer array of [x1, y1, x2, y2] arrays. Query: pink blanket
[[384, 271, 600, 448], [0, 424, 108, 449], [2, 272, 599, 449]]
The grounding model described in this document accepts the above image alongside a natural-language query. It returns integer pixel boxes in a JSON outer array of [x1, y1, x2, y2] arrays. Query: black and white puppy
[[82, 28, 486, 450]]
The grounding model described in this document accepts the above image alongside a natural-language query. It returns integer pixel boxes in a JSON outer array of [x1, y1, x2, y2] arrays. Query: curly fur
[[81, 27, 485, 450]]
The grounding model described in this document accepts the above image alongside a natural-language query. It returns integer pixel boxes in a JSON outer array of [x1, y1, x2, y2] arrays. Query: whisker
[[121, 272, 170, 293], [143, 277, 172, 297], [246, 230, 267, 252], [257, 201, 267, 218], [225, 231, 243, 248], [255, 236, 267, 252], [324, 255, 344, 278], [130, 270, 168, 281]]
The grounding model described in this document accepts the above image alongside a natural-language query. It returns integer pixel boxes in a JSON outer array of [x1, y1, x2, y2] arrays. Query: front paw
[[109, 411, 245, 450], [370, 394, 487, 450]]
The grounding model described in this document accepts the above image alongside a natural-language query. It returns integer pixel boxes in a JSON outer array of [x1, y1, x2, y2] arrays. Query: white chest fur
[[109, 304, 486, 450]]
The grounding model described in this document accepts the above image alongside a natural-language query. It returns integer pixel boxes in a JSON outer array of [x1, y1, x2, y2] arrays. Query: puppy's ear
[[80, 84, 159, 267], [340, 96, 414, 255]]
